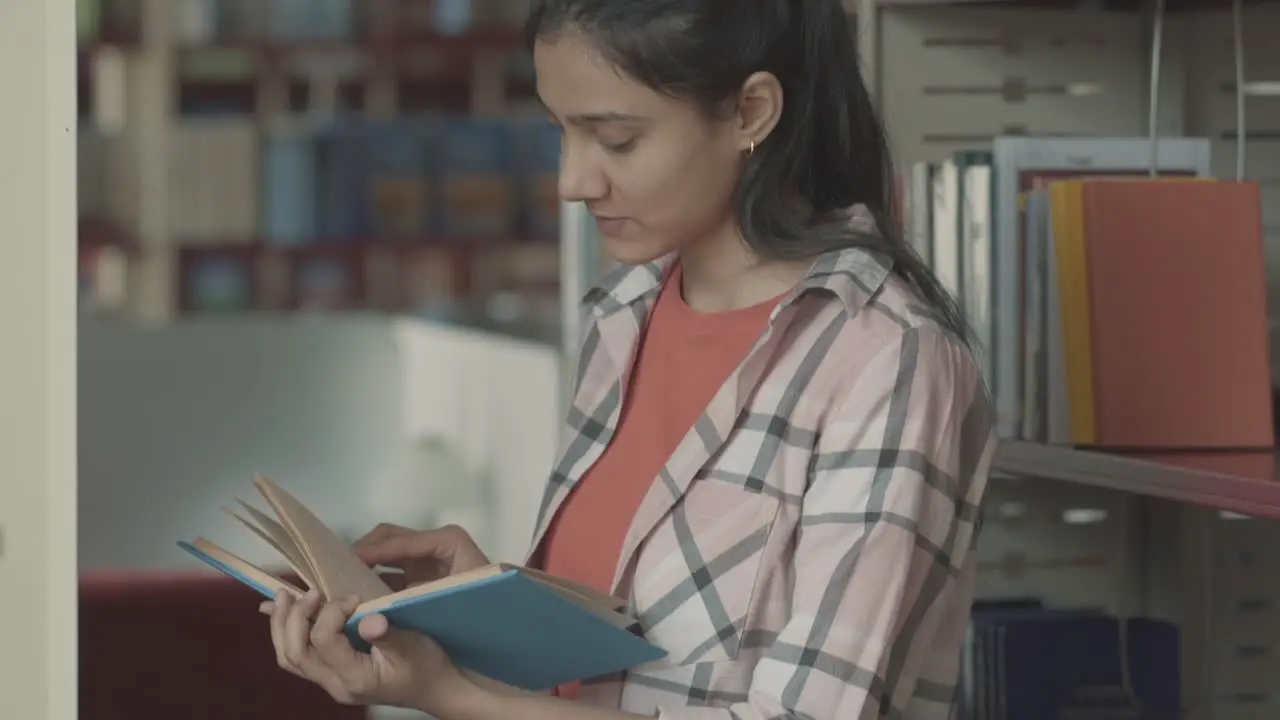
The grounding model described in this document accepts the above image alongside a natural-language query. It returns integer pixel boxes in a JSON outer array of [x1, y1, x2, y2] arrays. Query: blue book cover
[[177, 540, 665, 692], [315, 120, 372, 241], [261, 127, 318, 246], [434, 117, 517, 238], [364, 118, 437, 238], [515, 117, 563, 240], [1001, 614, 1180, 719], [959, 609, 1180, 720]]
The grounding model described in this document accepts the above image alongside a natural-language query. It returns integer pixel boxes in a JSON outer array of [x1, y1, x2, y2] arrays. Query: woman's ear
[[736, 71, 784, 152]]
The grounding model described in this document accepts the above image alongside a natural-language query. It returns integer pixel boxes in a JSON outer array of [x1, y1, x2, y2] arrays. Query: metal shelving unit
[[995, 441, 1280, 519], [863, 3, 1280, 717]]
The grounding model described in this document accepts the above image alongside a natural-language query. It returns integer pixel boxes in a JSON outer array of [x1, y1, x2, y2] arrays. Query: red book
[[1081, 179, 1274, 450]]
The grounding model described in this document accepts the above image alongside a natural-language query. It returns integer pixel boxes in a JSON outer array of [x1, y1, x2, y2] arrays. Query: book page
[[224, 502, 318, 589], [355, 563, 635, 628], [252, 475, 391, 601], [192, 537, 304, 598], [518, 566, 628, 610], [358, 563, 506, 614]]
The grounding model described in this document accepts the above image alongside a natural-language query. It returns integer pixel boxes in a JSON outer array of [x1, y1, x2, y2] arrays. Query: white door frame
[[0, 2, 78, 719]]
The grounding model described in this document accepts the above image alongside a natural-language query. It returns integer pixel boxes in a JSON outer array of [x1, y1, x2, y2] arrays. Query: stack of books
[[957, 600, 1181, 720]]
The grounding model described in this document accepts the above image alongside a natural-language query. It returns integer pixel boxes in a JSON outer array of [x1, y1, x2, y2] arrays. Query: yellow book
[[1048, 180, 1096, 445]]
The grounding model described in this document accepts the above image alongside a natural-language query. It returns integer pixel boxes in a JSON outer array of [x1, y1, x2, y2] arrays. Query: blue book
[[260, 127, 318, 246], [514, 117, 563, 240], [315, 120, 372, 241], [364, 118, 436, 238], [958, 608, 1179, 720], [176, 474, 665, 692], [434, 117, 518, 238]]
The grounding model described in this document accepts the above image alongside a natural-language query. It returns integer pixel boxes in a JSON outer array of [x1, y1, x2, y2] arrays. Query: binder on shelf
[[315, 120, 372, 241], [261, 124, 319, 246], [1080, 179, 1273, 450], [365, 119, 437, 239], [435, 117, 518, 239], [958, 611, 1181, 720]]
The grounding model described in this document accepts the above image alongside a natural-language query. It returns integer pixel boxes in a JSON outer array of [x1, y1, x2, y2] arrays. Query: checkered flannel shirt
[[524, 238, 997, 719]]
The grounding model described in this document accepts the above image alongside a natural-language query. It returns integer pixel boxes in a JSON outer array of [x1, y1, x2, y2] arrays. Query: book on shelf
[[1072, 178, 1273, 449], [177, 474, 666, 692], [990, 136, 1212, 439], [957, 606, 1181, 720], [902, 137, 1276, 452]]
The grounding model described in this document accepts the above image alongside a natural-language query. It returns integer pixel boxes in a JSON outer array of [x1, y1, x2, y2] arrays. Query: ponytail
[[779, 0, 971, 346]]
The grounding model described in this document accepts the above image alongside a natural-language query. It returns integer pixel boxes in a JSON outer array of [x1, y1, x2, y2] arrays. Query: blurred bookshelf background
[[66, 1, 1280, 720], [77, 0, 563, 341]]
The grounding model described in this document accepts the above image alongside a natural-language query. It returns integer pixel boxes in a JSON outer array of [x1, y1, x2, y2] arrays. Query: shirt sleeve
[[657, 325, 997, 720]]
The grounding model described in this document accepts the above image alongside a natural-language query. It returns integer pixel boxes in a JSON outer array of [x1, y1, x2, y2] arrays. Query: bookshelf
[[77, 0, 560, 339], [73, 0, 1280, 716], [828, 2, 1280, 717]]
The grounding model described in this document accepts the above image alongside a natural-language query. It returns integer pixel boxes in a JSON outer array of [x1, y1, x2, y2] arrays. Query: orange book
[[1080, 179, 1273, 450], [1048, 176, 1218, 445], [1048, 180, 1097, 444]]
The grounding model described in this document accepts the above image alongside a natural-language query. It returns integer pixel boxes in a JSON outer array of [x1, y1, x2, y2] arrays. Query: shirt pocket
[[631, 481, 782, 666]]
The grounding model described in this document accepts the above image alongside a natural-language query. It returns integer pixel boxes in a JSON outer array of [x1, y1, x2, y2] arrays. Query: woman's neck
[[677, 226, 809, 313]]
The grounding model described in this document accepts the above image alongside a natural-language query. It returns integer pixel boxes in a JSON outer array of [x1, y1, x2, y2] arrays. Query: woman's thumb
[[358, 614, 419, 660], [357, 612, 391, 642]]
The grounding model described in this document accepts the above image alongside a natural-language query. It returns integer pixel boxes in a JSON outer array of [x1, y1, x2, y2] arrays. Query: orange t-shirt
[[537, 265, 780, 699]]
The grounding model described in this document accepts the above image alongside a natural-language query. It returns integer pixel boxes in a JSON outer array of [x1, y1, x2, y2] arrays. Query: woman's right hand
[[352, 523, 490, 590]]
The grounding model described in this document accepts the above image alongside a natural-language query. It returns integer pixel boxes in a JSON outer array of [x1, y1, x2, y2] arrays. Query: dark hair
[[526, 0, 969, 343]]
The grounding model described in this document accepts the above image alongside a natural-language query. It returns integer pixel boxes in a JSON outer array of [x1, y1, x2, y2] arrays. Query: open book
[[177, 474, 665, 691]]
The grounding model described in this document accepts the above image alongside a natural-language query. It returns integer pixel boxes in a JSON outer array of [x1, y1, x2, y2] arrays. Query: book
[[957, 610, 1180, 720], [177, 474, 666, 692], [989, 136, 1213, 440], [1079, 179, 1273, 450]]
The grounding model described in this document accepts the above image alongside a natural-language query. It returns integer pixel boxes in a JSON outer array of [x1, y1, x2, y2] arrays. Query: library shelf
[[994, 440, 1280, 520]]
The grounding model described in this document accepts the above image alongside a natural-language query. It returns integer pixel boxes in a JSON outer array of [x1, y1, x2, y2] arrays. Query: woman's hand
[[261, 590, 479, 715], [352, 523, 490, 589]]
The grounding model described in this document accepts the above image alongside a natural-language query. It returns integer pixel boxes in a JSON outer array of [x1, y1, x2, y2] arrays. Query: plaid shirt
[[524, 240, 997, 719]]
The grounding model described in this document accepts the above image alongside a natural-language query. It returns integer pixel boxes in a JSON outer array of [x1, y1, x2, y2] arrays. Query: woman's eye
[[602, 138, 637, 155]]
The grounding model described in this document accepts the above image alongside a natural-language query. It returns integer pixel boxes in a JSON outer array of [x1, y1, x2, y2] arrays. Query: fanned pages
[[222, 502, 317, 589], [177, 472, 666, 692], [189, 536, 303, 598], [251, 474, 391, 601]]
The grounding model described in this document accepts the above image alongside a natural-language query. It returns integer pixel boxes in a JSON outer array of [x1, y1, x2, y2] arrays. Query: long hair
[[526, 0, 968, 342]]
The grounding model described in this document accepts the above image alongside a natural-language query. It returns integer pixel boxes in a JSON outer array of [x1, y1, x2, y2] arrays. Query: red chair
[[80, 571, 368, 720]]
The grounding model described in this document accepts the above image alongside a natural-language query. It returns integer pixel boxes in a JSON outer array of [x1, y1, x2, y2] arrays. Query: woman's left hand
[[261, 590, 469, 714]]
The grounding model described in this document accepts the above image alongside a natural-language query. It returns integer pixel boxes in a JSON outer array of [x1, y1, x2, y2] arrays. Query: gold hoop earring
[[748, 139, 756, 156]]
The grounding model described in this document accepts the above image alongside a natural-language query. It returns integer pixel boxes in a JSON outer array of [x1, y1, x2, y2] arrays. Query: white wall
[[78, 315, 561, 572]]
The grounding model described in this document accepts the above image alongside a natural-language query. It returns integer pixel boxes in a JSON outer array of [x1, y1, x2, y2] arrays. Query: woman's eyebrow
[[537, 96, 647, 124], [564, 111, 648, 125]]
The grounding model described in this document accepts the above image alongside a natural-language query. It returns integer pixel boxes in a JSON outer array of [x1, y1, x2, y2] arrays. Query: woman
[[263, 1, 997, 718]]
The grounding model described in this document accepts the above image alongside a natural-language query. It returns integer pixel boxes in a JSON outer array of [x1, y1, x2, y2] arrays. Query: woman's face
[[533, 31, 744, 265]]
